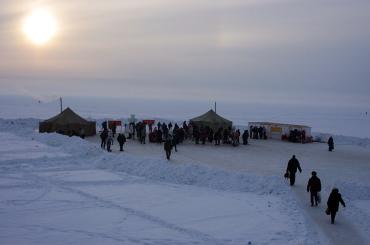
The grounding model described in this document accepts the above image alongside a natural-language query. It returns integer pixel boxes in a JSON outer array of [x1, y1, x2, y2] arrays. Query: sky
[[1, 0, 370, 107]]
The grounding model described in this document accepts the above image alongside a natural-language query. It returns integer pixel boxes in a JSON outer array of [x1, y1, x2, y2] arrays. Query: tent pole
[[60, 97, 63, 113]]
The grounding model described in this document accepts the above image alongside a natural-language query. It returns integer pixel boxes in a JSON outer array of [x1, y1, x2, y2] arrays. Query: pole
[[214, 101, 217, 113], [60, 97, 63, 113]]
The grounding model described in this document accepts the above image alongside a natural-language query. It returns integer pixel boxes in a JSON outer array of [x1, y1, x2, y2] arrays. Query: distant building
[[248, 122, 311, 141]]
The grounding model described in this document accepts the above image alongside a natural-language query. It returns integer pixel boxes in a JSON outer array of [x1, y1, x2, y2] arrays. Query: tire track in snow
[[11, 224, 154, 245]]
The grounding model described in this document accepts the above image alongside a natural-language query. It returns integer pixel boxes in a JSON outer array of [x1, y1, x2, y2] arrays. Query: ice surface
[[0, 108, 370, 244]]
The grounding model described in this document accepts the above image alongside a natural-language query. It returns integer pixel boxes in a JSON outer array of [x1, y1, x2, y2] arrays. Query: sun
[[22, 8, 57, 45]]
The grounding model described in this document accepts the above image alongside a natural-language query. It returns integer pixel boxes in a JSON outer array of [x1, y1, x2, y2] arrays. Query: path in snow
[[93, 136, 370, 245], [292, 185, 365, 245]]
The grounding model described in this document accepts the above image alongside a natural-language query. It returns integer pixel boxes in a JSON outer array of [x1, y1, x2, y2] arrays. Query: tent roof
[[43, 107, 90, 125], [190, 109, 232, 124]]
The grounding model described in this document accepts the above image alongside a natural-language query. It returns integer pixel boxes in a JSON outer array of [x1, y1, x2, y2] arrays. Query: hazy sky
[[1, 0, 370, 106]]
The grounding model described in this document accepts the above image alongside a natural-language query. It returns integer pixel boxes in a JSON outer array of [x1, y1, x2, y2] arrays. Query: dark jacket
[[286, 157, 302, 174], [307, 176, 321, 192], [328, 137, 334, 147], [327, 190, 345, 212], [164, 140, 172, 151], [117, 134, 126, 145], [100, 130, 108, 140]]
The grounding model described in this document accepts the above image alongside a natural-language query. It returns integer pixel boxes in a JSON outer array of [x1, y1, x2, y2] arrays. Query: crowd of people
[[98, 120, 253, 159], [285, 155, 345, 224], [98, 119, 342, 224], [99, 120, 336, 156], [124, 121, 250, 147], [249, 125, 267, 140], [287, 129, 307, 143]]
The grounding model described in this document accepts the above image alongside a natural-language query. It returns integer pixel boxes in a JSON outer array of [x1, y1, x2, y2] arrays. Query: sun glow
[[22, 8, 57, 45]]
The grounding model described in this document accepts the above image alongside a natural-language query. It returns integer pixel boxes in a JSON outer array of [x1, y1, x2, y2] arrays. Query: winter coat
[[307, 176, 321, 192], [286, 157, 302, 174], [100, 130, 108, 140], [327, 190, 345, 212], [141, 125, 146, 135], [328, 137, 334, 148], [117, 134, 126, 145], [242, 131, 249, 140], [107, 136, 113, 146], [164, 140, 172, 151]]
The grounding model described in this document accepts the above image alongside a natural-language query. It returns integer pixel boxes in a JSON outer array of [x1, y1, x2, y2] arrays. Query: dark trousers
[[289, 173, 296, 186], [119, 143, 124, 151], [101, 139, 106, 149], [310, 191, 319, 206], [166, 150, 171, 160], [331, 211, 337, 224], [141, 136, 146, 144]]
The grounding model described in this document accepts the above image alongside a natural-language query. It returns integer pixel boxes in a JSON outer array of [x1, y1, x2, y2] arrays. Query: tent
[[39, 107, 96, 137], [190, 109, 232, 130]]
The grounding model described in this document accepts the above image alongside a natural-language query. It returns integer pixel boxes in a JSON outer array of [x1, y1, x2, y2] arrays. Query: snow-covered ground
[[1, 117, 370, 244]]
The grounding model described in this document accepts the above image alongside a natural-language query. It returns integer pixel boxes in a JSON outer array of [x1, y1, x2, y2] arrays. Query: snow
[[0, 114, 370, 244]]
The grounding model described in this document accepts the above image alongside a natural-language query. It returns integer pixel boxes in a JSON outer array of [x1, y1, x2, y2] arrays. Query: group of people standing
[[285, 155, 345, 224], [100, 122, 126, 152], [249, 125, 267, 140]]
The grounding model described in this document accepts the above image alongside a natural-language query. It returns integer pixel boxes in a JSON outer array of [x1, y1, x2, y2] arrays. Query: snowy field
[[0, 118, 370, 245], [0, 96, 369, 244]]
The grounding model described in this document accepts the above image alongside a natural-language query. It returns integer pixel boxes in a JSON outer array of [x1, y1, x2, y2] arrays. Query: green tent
[[190, 109, 232, 130], [39, 107, 96, 137]]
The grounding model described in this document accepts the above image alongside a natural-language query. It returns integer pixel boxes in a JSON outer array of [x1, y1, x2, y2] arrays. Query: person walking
[[172, 129, 178, 152], [242, 130, 249, 145], [164, 137, 173, 160], [106, 132, 113, 152], [307, 171, 321, 206], [140, 123, 146, 144], [117, 133, 126, 152], [286, 155, 302, 186], [100, 129, 108, 149], [327, 188, 346, 224], [328, 136, 334, 152]]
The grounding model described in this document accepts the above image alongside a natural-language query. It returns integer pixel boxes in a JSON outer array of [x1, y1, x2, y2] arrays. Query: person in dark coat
[[193, 126, 200, 144], [157, 129, 163, 143], [327, 188, 346, 224], [112, 124, 117, 137], [106, 133, 113, 152], [164, 137, 173, 160], [242, 130, 249, 145], [117, 133, 126, 152], [307, 171, 321, 206], [328, 136, 334, 152], [172, 129, 178, 152], [286, 155, 302, 186], [100, 129, 108, 149], [214, 128, 221, 145]]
